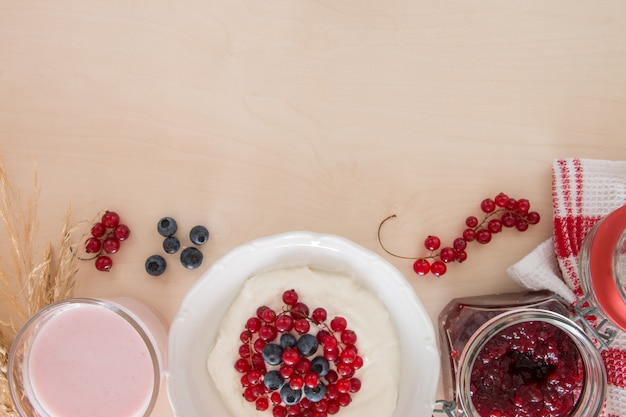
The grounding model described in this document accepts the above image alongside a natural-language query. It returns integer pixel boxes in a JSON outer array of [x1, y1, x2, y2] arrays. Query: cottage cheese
[[207, 266, 400, 417]]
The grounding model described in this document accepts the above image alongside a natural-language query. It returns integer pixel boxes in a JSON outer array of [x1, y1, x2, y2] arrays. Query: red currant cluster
[[235, 289, 362, 417], [378, 193, 540, 277], [83, 211, 130, 271]]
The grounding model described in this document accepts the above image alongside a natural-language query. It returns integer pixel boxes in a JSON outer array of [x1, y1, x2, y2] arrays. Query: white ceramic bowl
[[167, 231, 439, 417]]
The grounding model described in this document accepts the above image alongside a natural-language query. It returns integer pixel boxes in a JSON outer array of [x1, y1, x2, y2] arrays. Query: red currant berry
[[253, 338, 266, 353], [91, 222, 106, 238], [506, 198, 517, 211], [273, 405, 287, 417], [412, 258, 430, 275], [462, 228, 476, 242], [516, 218, 529, 231], [330, 317, 347, 332], [439, 247, 456, 263], [501, 211, 517, 228], [325, 370, 339, 383], [275, 314, 294, 332], [487, 219, 503, 234], [315, 329, 329, 344], [311, 307, 327, 324], [480, 198, 496, 214], [258, 325, 278, 341], [251, 353, 266, 370], [295, 358, 312, 374], [453, 237, 466, 251], [341, 329, 357, 345], [475, 228, 492, 244], [95, 255, 113, 271], [324, 347, 339, 361], [294, 318, 310, 334], [455, 250, 468, 263], [424, 235, 441, 251], [235, 358, 251, 373], [256, 305, 269, 318], [282, 348, 301, 366], [322, 334, 338, 350], [526, 211, 541, 225], [291, 302, 310, 318], [256, 396, 269, 411], [430, 260, 447, 276], [247, 369, 263, 384], [466, 216, 479, 228], [243, 386, 257, 402], [349, 378, 362, 393], [241, 373, 252, 387], [101, 211, 120, 228], [289, 375, 305, 390], [239, 344, 251, 358], [304, 372, 320, 388], [326, 384, 340, 400], [340, 346, 357, 363], [516, 198, 531, 215], [494, 193, 510, 207], [326, 401, 340, 415], [336, 379, 351, 394], [113, 224, 130, 241], [336, 363, 353, 377], [246, 317, 262, 333], [242, 331, 255, 345], [282, 289, 299, 306], [271, 392, 282, 405], [240, 330, 252, 343], [351, 356, 364, 370], [287, 403, 301, 415], [279, 365, 294, 379], [337, 392, 352, 407], [102, 237, 121, 254], [85, 237, 102, 253]]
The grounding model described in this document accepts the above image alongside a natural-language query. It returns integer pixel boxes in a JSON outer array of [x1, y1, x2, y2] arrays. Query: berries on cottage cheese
[[234, 289, 363, 415]]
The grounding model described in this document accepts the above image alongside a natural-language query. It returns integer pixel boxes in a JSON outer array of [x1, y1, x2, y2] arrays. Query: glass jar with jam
[[435, 205, 626, 417], [437, 291, 605, 417]]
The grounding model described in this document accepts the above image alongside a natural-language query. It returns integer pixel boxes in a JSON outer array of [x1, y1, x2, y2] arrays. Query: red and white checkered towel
[[507, 158, 626, 417]]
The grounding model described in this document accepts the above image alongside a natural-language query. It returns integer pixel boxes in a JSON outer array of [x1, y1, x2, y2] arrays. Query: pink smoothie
[[26, 302, 159, 417]]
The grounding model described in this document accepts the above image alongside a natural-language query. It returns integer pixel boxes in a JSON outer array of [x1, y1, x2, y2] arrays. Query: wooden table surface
[[1, 1, 626, 416]]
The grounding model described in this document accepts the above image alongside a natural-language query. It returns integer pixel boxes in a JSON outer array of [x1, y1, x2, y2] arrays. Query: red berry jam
[[470, 320, 583, 417], [438, 291, 606, 417]]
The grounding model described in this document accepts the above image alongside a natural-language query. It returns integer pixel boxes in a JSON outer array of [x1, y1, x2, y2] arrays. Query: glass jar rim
[[7, 297, 162, 417], [456, 308, 606, 417]]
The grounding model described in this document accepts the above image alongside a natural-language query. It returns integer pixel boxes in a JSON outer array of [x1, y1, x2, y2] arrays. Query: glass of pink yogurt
[[8, 298, 167, 417]]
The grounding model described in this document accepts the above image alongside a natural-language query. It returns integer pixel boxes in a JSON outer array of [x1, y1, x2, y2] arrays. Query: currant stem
[[476, 208, 509, 228], [377, 214, 420, 260]]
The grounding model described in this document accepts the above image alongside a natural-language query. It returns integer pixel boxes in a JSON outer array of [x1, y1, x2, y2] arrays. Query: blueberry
[[303, 382, 327, 402], [280, 384, 302, 405], [162, 236, 181, 254], [280, 333, 297, 349], [145, 255, 166, 276], [180, 247, 203, 269], [311, 356, 330, 376], [157, 217, 178, 237], [189, 225, 209, 245], [263, 370, 284, 391], [296, 334, 318, 357], [262, 343, 283, 366]]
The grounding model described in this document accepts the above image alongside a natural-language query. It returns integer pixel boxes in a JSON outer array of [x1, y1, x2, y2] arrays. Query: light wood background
[[1, 1, 626, 415]]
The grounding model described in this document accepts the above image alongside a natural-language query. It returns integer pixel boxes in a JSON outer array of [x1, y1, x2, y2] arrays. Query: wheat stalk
[[0, 155, 80, 416]]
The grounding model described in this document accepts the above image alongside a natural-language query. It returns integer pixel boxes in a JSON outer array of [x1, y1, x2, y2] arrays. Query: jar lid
[[588, 204, 626, 331]]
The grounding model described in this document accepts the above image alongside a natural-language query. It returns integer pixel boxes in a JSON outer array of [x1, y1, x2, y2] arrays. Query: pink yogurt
[[9, 298, 167, 417]]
